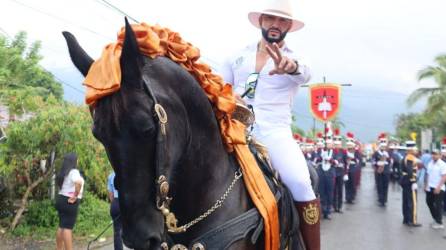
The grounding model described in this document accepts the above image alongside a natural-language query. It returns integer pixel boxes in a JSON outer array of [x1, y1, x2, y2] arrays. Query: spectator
[[108, 171, 123, 250], [424, 149, 446, 230], [419, 149, 431, 187], [55, 153, 84, 250]]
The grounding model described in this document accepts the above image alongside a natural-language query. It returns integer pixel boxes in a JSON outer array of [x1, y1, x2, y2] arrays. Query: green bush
[[12, 199, 57, 239], [25, 199, 58, 228], [75, 192, 111, 236], [12, 193, 111, 239]]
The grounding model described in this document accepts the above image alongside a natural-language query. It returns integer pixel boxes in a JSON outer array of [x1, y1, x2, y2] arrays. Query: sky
[[0, 0, 445, 141]]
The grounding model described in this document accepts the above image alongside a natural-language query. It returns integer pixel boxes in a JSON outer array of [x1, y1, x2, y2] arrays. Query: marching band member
[[372, 133, 391, 207], [401, 140, 422, 227], [333, 128, 346, 213], [316, 135, 335, 219], [345, 132, 360, 204]]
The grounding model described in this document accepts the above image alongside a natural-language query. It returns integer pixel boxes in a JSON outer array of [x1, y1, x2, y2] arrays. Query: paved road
[[321, 165, 446, 250]]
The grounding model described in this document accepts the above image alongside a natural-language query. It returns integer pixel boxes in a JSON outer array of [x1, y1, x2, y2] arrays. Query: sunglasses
[[241, 73, 259, 99]]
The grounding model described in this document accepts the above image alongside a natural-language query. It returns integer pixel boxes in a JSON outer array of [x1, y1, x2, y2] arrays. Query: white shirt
[[59, 169, 85, 198], [219, 42, 311, 137], [427, 159, 446, 191]]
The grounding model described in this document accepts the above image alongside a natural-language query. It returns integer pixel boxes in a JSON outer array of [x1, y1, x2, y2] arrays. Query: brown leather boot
[[294, 198, 321, 250]]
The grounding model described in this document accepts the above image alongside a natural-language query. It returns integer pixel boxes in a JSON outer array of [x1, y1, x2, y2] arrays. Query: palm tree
[[407, 54, 446, 114]]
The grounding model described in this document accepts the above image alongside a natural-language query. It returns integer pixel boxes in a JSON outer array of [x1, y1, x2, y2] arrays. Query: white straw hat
[[248, 0, 305, 32]]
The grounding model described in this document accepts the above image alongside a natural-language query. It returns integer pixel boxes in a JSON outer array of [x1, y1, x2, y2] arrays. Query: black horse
[[63, 19, 299, 250]]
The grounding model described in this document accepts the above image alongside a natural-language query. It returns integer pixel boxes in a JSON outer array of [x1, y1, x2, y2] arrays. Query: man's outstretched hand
[[265, 43, 298, 75]]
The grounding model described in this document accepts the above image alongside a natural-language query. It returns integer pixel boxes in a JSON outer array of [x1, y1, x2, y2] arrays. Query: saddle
[[188, 140, 301, 250], [248, 139, 301, 250]]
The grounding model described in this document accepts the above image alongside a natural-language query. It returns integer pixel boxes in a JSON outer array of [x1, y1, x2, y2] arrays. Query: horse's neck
[[170, 116, 251, 243], [172, 123, 236, 207]]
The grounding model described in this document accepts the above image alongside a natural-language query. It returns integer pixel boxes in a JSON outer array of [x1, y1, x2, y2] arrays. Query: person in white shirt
[[424, 149, 446, 229], [55, 153, 84, 250], [219, 0, 319, 249]]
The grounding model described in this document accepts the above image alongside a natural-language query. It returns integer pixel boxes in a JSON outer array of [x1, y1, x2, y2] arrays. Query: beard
[[261, 27, 288, 44]]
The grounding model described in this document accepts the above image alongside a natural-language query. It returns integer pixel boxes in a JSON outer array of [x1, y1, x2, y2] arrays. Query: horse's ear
[[62, 31, 94, 77], [120, 17, 142, 87]]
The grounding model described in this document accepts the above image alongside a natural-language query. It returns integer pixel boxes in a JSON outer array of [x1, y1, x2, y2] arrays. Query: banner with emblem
[[309, 83, 341, 122]]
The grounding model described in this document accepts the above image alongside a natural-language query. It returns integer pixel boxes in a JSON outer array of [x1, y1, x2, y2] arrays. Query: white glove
[[343, 174, 349, 181], [411, 183, 418, 191]]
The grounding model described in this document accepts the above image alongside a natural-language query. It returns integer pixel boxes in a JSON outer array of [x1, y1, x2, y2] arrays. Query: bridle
[[140, 74, 179, 232], [140, 74, 243, 250]]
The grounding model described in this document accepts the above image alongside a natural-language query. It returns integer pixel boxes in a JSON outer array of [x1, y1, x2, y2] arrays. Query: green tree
[[407, 54, 446, 115], [0, 32, 63, 103], [0, 99, 110, 230], [394, 112, 430, 144]]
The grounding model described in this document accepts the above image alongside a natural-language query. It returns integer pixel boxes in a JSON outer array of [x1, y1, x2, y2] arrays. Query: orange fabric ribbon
[[84, 23, 279, 250]]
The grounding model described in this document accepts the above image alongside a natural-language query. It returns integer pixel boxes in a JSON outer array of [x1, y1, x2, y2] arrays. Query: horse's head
[[63, 19, 203, 249]]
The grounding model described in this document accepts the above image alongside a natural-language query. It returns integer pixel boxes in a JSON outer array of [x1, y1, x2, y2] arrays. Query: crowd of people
[[294, 130, 446, 240], [294, 129, 364, 220], [370, 133, 446, 236]]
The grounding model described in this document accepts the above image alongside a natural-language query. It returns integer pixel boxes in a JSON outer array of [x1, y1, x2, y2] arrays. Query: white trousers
[[255, 129, 316, 202]]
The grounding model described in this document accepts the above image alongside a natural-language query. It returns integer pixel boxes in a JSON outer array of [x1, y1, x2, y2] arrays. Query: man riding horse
[[62, 0, 320, 249], [220, 0, 321, 248]]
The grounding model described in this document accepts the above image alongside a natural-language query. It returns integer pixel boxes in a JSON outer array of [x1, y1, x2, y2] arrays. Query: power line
[[52, 74, 85, 95], [9, 0, 113, 41], [94, 0, 139, 23]]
